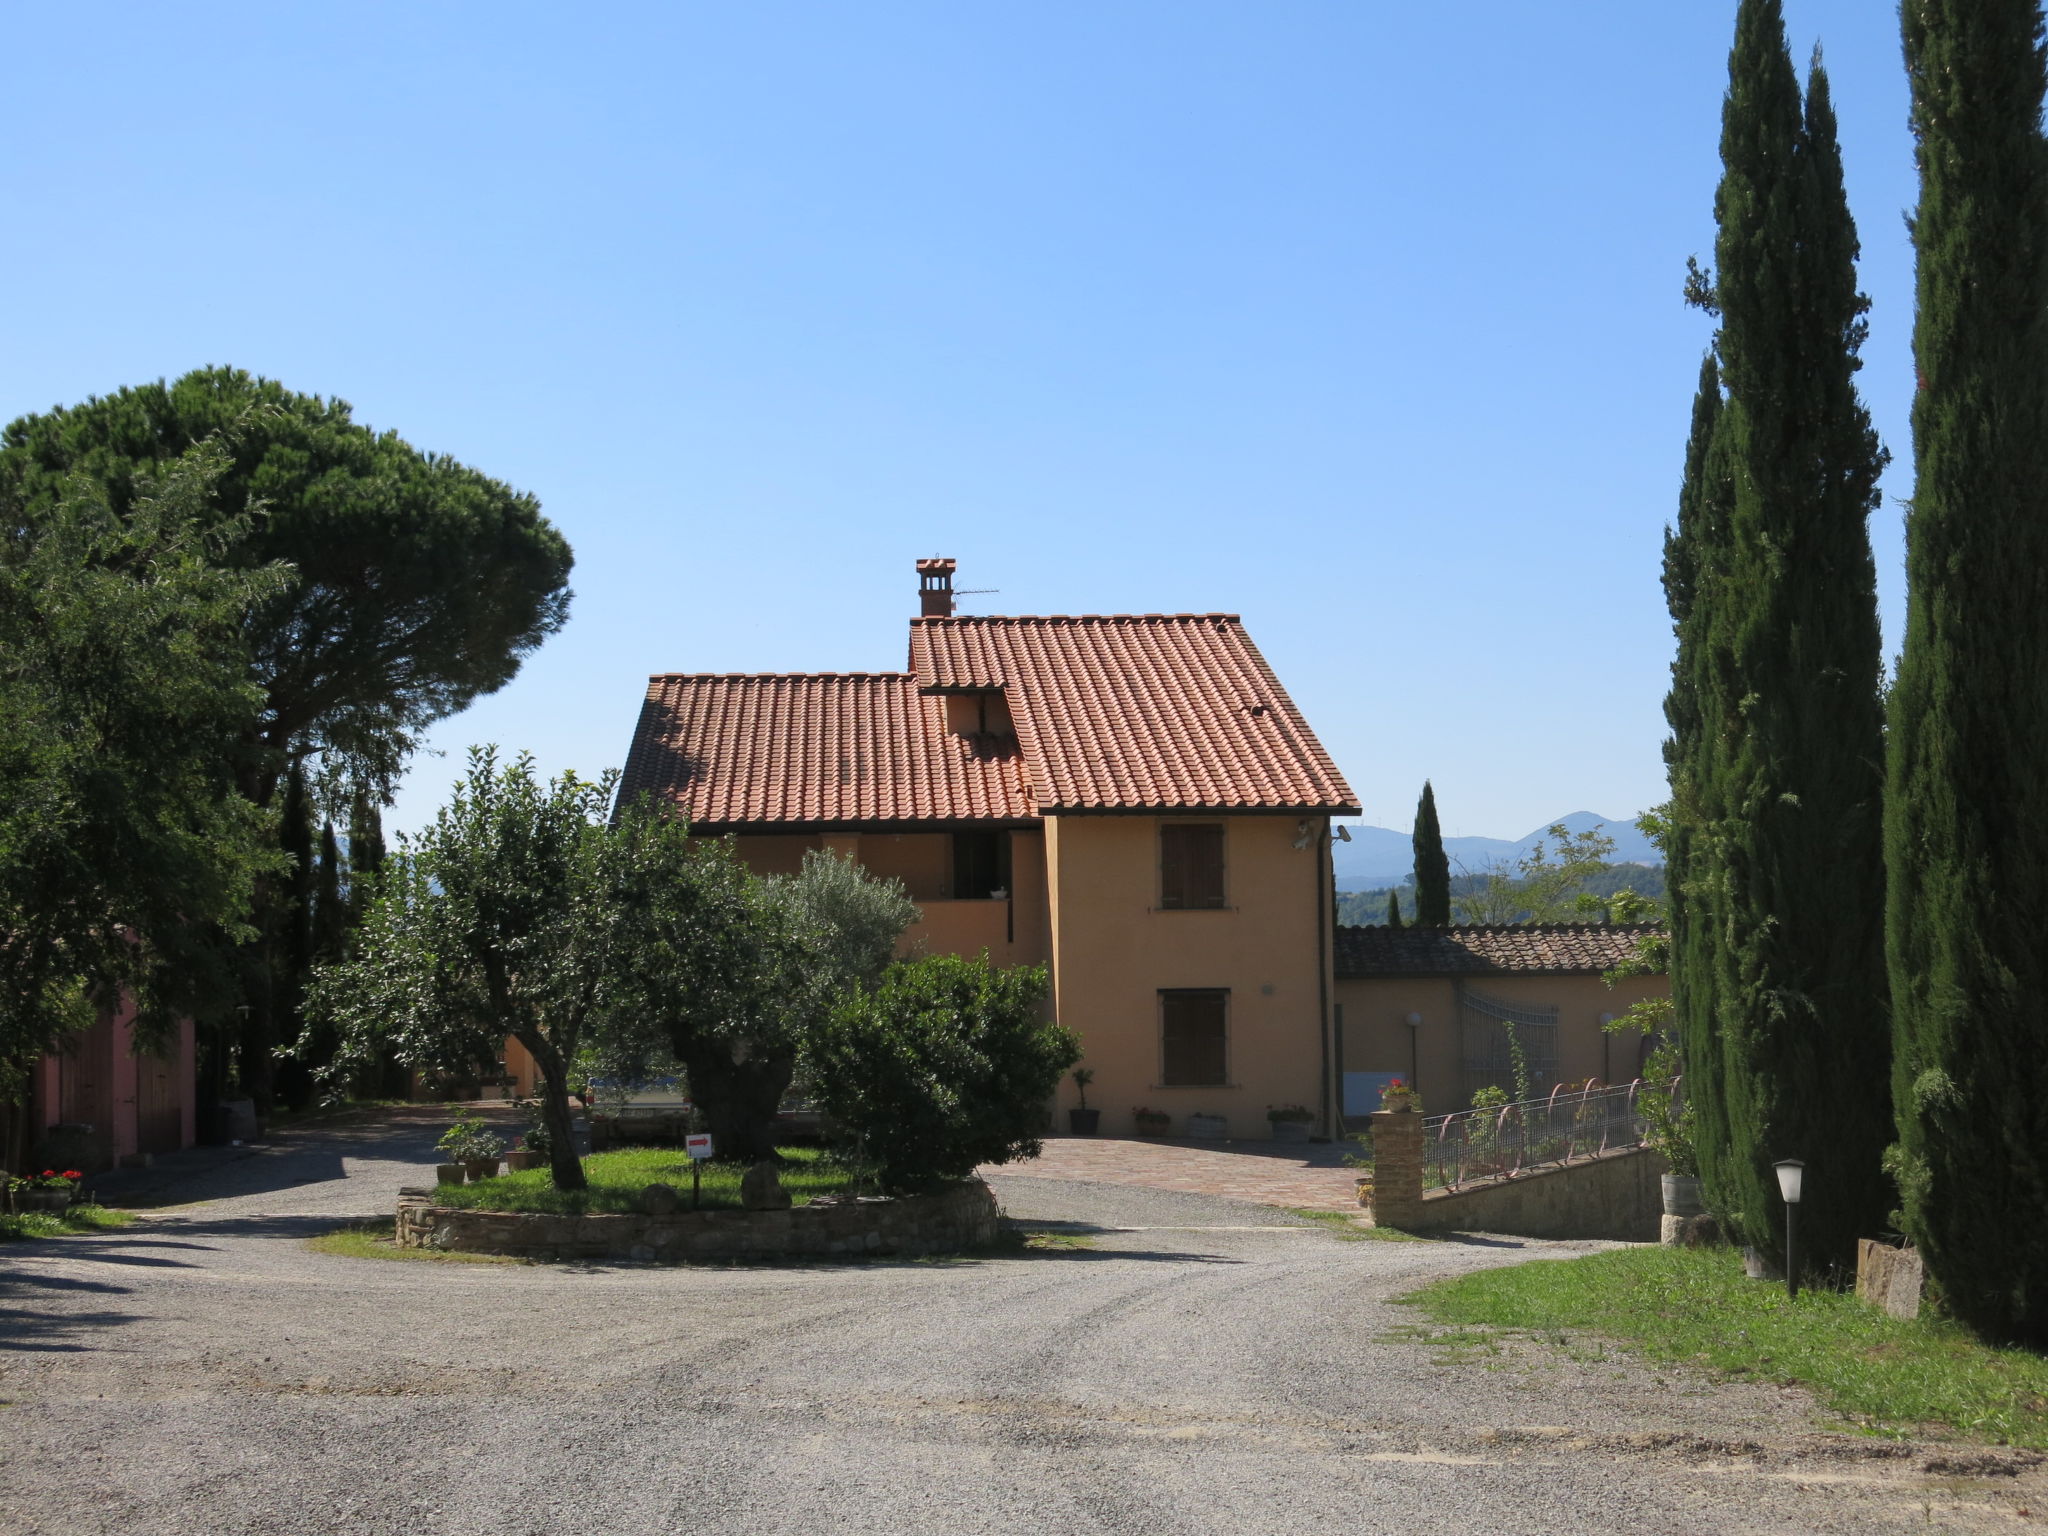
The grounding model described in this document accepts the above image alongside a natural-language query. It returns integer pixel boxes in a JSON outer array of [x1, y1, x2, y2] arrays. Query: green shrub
[[808, 955, 1076, 1193]]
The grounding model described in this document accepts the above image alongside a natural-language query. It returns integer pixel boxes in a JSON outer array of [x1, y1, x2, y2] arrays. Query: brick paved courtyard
[[985, 1133, 1365, 1213]]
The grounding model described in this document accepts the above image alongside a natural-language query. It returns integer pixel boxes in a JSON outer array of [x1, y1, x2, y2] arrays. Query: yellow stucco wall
[[728, 834, 819, 878], [1336, 970, 1671, 1117], [1046, 814, 1334, 1137], [849, 832, 951, 901]]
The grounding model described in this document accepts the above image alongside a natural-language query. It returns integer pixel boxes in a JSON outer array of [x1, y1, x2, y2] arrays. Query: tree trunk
[[680, 1038, 795, 1163], [522, 1034, 586, 1191]]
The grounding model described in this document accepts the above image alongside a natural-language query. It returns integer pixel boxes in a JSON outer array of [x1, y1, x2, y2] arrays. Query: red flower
[[61, 1171, 81, 1180]]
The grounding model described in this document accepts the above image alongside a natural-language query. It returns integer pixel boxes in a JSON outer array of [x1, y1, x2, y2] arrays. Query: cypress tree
[[312, 820, 348, 965], [1663, 353, 1732, 1215], [1666, 1, 1892, 1274], [1411, 782, 1451, 926], [347, 786, 387, 917], [1385, 890, 1403, 928], [1888, 0, 2048, 1345], [270, 761, 318, 1107]]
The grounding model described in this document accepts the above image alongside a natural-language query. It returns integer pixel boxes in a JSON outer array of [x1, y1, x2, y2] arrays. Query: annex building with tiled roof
[[1331, 922, 1671, 1118], [619, 558, 1361, 1137], [1334, 923, 1664, 979]]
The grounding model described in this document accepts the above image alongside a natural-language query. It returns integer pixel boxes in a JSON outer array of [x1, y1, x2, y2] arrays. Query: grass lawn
[[429, 1146, 855, 1215], [1407, 1245, 2048, 1449], [1285, 1207, 1428, 1242], [306, 1223, 523, 1265], [0, 1204, 135, 1242]]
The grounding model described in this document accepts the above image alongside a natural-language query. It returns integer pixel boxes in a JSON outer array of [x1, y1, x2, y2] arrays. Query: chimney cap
[[917, 556, 957, 618]]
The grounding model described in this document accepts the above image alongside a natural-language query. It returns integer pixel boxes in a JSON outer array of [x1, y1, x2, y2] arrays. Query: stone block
[[639, 1183, 681, 1216], [1856, 1239, 1925, 1321]]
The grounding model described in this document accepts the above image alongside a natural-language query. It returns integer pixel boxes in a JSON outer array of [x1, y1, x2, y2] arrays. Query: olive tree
[[660, 849, 919, 1162], [308, 749, 630, 1189]]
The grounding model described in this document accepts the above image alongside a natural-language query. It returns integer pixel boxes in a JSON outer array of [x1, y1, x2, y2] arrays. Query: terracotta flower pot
[[435, 1162, 466, 1185], [464, 1158, 499, 1182], [1133, 1116, 1171, 1138], [504, 1150, 543, 1171]]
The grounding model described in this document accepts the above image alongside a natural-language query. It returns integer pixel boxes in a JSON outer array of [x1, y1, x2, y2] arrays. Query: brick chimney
[[916, 557, 957, 618]]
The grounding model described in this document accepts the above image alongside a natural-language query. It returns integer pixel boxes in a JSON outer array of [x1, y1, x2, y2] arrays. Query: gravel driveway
[[1, 1115, 2038, 1535]]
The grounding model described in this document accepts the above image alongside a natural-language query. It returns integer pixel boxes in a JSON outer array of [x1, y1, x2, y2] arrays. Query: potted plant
[[1067, 1068, 1100, 1136], [504, 1099, 552, 1170], [1132, 1106, 1171, 1137], [1639, 1046, 1702, 1217], [1185, 1111, 1227, 1140], [1378, 1078, 1420, 1113], [436, 1110, 504, 1183], [13, 1170, 81, 1212], [1266, 1104, 1315, 1143], [1343, 1130, 1375, 1205]]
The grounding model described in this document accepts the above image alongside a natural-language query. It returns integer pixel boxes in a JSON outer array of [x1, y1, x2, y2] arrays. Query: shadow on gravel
[[0, 1265, 144, 1352], [0, 1269, 133, 1297], [1430, 1233, 1532, 1249], [966, 1247, 1246, 1265], [15, 1246, 207, 1270], [0, 1305, 144, 1352], [145, 1213, 383, 1240]]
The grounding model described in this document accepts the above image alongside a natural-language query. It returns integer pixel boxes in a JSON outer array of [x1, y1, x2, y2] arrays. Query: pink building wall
[[32, 996, 197, 1168]]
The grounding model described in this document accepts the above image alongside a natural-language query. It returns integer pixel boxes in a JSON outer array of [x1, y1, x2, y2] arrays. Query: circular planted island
[[394, 1178, 1000, 1262]]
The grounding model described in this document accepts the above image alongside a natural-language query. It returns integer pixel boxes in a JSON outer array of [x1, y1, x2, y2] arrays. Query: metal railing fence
[[1419, 1078, 1677, 1193]]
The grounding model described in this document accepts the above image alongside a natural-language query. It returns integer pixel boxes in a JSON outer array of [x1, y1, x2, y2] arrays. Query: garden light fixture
[[1773, 1158, 1805, 1300]]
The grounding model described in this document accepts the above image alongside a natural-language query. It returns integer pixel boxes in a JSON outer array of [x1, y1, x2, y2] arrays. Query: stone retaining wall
[[394, 1180, 1000, 1262], [1415, 1145, 1667, 1241]]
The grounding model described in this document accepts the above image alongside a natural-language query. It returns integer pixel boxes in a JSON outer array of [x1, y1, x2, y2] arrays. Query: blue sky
[[0, 2, 1920, 840]]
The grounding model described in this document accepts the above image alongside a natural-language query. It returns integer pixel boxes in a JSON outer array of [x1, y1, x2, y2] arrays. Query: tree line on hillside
[[1336, 863, 1668, 930], [1662, 0, 2048, 1347]]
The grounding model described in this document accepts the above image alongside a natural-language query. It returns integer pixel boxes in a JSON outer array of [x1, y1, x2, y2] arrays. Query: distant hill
[[1331, 810, 1661, 891]]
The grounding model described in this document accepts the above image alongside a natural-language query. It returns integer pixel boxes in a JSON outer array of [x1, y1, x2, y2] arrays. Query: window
[[1159, 823, 1225, 909], [951, 830, 1009, 899], [1161, 989, 1229, 1086]]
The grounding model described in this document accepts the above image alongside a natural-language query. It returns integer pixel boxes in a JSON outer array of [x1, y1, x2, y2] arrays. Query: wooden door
[[137, 1048, 182, 1153], [57, 1015, 115, 1166]]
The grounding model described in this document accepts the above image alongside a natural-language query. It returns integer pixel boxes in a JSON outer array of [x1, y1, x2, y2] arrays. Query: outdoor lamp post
[[1773, 1158, 1805, 1300], [1405, 1012, 1424, 1090]]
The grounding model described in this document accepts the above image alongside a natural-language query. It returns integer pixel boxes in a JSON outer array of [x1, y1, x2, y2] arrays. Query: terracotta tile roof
[[911, 615, 1358, 815], [620, 673, 1036, 829], [1334, 923, 1665, 978]]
